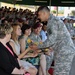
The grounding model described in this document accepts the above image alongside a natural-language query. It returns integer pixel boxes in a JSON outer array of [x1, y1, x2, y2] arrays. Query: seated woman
[[19, 23, 47, 75], [0, 24, 25, 75], [9, 23, 37, 75], [29, 22, 53, 75]]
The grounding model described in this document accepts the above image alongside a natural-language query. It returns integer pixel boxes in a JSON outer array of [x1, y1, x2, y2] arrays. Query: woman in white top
[[9, 23, 37, 75]]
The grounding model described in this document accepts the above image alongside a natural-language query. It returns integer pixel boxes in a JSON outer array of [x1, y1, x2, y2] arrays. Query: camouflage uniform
[[30, 32, 54, 71], [65, 23, 71, 32], [38, 14, 75, 75]]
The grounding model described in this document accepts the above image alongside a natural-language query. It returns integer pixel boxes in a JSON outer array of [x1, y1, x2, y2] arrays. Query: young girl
[[9, 23, 37, 75]]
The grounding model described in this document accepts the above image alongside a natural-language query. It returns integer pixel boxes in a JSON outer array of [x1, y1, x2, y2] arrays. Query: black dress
[[0, 42, 20, 75]]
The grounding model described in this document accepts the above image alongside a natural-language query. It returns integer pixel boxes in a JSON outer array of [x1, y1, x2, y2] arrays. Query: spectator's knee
[[31, 67, 38, 75], [40, 54, 46, 60]]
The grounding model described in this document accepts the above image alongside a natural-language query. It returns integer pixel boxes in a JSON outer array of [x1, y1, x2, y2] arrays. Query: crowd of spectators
[[0, 6, 40, 26], [0, 6, 75, 75], [0, 6, 53, 75]]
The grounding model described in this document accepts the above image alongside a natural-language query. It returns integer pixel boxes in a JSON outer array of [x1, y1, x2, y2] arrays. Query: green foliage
[[70, 10, 75, 16], [51, 10, 56, 14]]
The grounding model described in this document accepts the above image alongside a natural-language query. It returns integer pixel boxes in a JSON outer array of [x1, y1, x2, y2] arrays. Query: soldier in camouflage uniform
[[31, 6, 75, 75]]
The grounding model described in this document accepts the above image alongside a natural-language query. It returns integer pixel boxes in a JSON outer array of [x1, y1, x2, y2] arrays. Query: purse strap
[[6, 45, 14, 56]]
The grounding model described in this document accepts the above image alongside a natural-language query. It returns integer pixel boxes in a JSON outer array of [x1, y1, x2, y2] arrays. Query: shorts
[[20, 60, 35, 70]]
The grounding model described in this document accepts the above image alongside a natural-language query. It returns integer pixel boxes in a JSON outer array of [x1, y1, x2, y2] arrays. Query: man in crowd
[[31, 6, 75, 75]]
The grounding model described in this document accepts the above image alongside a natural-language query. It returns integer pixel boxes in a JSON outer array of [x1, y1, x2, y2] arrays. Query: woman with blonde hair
[[9, 23, 37, 75]]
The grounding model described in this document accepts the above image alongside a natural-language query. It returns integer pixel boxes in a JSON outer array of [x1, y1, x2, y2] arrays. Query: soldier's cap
[[33, 22, 43, 29]]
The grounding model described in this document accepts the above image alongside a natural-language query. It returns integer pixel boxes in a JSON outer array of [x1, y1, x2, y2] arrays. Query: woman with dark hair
[[19, 24, 39, 74], [9, 23, 37, 75]]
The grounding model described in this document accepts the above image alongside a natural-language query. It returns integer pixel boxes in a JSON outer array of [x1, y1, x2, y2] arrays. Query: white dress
[[10, 39, 35, 70]]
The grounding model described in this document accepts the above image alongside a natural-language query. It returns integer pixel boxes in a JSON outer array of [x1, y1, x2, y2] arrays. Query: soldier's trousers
[[69, 55, 75, 75], [53, 53, 75, 75]]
